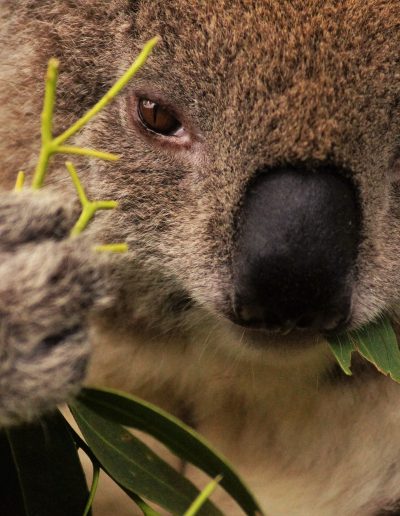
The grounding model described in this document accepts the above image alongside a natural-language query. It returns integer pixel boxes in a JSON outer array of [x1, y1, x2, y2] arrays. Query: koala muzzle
[[232, 163, 360, 333]]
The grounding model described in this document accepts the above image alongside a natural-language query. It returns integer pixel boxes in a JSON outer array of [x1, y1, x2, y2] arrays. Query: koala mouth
[[229, 309, 352, 337], [229, 162, 361, 337]]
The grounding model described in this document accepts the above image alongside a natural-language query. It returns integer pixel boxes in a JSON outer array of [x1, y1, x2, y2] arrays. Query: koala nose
[[232, 163, 360, 333]]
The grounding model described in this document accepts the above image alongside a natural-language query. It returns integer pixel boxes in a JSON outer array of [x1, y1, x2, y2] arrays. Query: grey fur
[[0, 1, 400, 514], [0, 191, 118, 425]]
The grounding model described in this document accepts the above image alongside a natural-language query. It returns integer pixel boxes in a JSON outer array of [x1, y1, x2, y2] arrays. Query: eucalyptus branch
[[32, 57, 59, 190], [83, 463, 100, 516], [65, 420, 101, 469], [53, 36, 159, 148], [183, 475, 223, 516], [57, 146, 120, 162], [66, 161, 118, 238], [14, 37, 159, 251], [30, 36, 159, 190], [14, 171, 25, 192], [94, 243, 129, 253]]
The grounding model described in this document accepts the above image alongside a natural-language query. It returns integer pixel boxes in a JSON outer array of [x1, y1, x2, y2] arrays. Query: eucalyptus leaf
[[5, 409, 89, 516], [118, 486, 161, 516], [327, 332, 356, 375], [0, 430, 25, 515], [70, 401, 222, 516], [328, 316, 400, 382], [353, 317, 400, 382], [72, 387, 262, 515]]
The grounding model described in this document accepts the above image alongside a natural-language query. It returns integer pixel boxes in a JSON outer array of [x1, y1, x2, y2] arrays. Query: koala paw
[[0, 190, 118, 426]]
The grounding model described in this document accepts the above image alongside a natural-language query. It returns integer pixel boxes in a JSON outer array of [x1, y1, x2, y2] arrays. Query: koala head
[[5, 0, 400, 354]]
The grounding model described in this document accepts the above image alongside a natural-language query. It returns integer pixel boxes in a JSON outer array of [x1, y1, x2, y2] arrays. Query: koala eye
[[138, 98, 182, 136]]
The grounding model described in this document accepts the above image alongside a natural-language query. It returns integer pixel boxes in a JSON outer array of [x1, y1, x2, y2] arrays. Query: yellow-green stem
[[66, 161, 88, 205], [70, 204, 97, 237], [14, 171, 26, 192], [94, 243, 128, 253], [58, 146, 120, 162], [93, 200, 118, 210], [32, 143, 57, 190], [30, 39, 157, 190], [66, 161, 119, 237], [83, 464, 100, 516], [183, 476, 223, 516], [31, 58, 59, 189], [42, 58, 59, 143], [53, 37, 159, 147]]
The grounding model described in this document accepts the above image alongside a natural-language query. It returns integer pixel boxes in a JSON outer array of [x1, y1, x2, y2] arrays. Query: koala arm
[[0, 190, 118, 426]]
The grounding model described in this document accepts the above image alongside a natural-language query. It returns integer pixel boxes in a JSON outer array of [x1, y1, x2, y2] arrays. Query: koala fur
[[0, 1, 400, 514]]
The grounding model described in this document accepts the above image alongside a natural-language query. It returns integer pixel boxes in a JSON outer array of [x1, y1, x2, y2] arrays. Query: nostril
[[235, 300, 306, 331], [235, 303, 284, 329], [294, 311, 347, 331]]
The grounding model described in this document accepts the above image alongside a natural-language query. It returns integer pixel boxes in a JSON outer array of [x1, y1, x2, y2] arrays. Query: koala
[[0, 0, 400, 514]]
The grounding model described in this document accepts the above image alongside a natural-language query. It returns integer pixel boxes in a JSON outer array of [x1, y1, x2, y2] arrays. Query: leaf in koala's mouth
[[328, 317, 400, 383]]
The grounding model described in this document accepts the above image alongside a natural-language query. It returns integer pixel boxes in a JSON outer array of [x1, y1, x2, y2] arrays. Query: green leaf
[[69, 401, 222, 516], [0, 430, 26, 515], [118, 487, 161, 516], [5, 410, 90, 516], [353, 317, 400, 382], [72, 387, 262, 516], [328, 316, 400, 382], [327, 332, 356, 375]]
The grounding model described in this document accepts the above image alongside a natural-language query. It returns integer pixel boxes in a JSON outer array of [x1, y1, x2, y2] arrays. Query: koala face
[[4, 0, 400, 353], [75, 0, 400, 348], [78, 0, 398, 346]]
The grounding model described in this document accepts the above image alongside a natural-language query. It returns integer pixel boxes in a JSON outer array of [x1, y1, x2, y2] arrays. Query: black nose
[[232, 163, 360, 332]]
